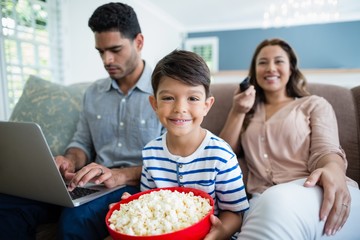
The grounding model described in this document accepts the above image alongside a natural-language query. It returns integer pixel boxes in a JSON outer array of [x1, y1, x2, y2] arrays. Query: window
[[0, 0, 62, 120], [184, 37, 219, 73]]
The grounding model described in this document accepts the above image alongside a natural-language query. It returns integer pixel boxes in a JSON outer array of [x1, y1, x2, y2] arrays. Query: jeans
[[0, 185, 139, 240]]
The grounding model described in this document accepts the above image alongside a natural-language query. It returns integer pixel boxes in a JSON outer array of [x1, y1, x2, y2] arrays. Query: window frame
[[184, 36, 219, 73], [0, 0, 62, 120]]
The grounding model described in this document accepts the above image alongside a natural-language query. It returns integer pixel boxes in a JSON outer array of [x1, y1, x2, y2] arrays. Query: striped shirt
[[141, 130, 249, 215]]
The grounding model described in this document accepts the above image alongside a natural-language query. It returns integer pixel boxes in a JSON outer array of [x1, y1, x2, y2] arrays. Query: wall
[[188, 21, 360, 70], [188, 21, 360, 87], [61, 0, 184, 85]]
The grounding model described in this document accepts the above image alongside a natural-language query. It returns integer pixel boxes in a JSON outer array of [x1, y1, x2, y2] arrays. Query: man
[[0, 2, 163, 239]]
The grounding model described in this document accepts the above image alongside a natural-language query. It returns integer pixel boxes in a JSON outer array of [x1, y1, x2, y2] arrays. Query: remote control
[[239, 77, 250, 92]]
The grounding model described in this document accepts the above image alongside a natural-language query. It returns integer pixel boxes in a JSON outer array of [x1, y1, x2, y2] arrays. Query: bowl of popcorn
[[105, 187, 214, 240]]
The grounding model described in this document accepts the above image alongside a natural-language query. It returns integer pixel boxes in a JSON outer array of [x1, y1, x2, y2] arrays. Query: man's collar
[[135, 61, 153, 95], [106, 60, 153, 95]]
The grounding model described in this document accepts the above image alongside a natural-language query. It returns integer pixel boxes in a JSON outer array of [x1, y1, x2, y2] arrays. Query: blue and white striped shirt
[[141, 130, 249, 215]]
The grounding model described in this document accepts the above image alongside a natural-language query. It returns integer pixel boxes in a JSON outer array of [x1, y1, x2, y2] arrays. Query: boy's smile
[[169, 118, 192, 125]]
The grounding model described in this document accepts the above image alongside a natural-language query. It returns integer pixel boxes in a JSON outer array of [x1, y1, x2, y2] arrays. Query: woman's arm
[[219, 109, 246, 153], [304, 97, 350, 236]]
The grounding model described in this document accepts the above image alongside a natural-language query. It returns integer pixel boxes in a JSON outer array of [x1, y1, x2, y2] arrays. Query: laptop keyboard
[[69, 186, 100, 200]]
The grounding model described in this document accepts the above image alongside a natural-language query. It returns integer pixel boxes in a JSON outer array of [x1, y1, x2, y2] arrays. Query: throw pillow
[[9, 75, 89, 156]]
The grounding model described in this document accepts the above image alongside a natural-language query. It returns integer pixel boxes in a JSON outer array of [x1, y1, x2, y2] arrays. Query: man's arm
[[109, 165, 142, 187]]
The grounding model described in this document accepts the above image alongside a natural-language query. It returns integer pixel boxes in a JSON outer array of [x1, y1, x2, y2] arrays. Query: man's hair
[[152, 50, 211, 98], [88, 2, 141, 40]]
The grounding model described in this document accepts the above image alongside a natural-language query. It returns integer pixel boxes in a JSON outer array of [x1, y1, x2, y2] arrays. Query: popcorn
[[108, 189, 212, 236]]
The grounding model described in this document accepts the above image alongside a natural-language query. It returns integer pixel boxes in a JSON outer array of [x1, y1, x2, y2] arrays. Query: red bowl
[[105, 187, 214, 240]]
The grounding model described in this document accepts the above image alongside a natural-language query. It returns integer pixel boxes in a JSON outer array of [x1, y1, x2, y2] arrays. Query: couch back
[[202, 83, 360, 185]]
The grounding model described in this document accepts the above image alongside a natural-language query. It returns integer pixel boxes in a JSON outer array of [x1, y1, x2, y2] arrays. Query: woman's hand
[[232, 85, 256, 114], [304, 159, 351, 236]]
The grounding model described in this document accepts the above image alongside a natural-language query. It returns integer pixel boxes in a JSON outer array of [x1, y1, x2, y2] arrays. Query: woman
[[220, 38, 360, 239]]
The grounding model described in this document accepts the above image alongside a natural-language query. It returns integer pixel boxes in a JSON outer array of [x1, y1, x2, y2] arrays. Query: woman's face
[[255, 45, 291, 96]]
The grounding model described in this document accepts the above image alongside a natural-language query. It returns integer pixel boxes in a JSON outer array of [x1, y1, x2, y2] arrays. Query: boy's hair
[[88, 2, 141, 40], [152, 50, 211, 98]]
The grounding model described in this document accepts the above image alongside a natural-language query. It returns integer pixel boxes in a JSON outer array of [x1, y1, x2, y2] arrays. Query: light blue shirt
[[67, 61, 163, 168]]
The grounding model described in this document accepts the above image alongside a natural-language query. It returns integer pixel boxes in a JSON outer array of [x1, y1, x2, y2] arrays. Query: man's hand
[[55, 155, 76, 182], [65, 162, 110, 191], [55, 147, 88, 185], [66, 164, 142, 191]]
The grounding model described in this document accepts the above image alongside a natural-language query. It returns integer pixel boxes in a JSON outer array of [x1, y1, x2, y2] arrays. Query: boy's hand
[[108, 192, 132, 209], [204, 214, 225, 240], [121, 192, 132, 200]]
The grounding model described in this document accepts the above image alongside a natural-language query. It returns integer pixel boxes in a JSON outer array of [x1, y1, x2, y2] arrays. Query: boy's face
[[149, 77, 214, 138]]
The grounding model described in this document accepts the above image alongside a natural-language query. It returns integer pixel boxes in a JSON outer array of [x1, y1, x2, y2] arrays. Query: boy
[[141, 49, 249, 239]]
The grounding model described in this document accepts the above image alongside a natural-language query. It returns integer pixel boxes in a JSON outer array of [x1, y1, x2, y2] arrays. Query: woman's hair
[[243, 38, 310, 129], [151, 49, 212, 98], [88, 2, 141, 40]]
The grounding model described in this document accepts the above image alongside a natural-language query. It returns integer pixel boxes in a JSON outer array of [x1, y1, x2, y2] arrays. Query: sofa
[[8, 75, 360, 239]]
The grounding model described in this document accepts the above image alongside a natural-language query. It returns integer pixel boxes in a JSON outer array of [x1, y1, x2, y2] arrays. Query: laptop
[[0, 121, 125, 207]]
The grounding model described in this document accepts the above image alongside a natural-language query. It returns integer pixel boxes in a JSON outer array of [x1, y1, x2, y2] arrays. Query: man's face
[[94, 31, 142, 80]]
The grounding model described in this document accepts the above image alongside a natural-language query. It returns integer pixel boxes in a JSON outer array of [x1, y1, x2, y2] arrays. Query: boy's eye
[[189, 96, 200, 101]]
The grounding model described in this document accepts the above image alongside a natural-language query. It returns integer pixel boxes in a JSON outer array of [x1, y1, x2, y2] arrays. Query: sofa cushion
[[203, 83, 235, 135], [9, 75, 89, 156], [351, 85, 360, 184]]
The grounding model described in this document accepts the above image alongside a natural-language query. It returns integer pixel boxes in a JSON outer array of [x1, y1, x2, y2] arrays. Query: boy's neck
[[166, 128, 206, 157]]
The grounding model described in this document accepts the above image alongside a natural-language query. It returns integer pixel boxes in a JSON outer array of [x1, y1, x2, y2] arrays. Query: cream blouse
[[241, 95, 356, 194]]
